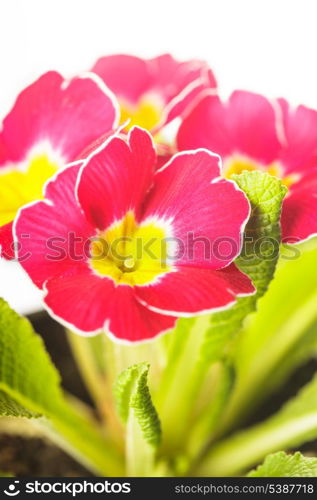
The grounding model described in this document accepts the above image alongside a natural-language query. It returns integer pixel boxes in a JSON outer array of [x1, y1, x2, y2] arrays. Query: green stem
[[67, 331, 125, 450], [66, 331, 106, 410], [194, 412, 317, 477], [186, 362, 233, 458], [217, 291, 317, 438], [156, 316, 213, 454]]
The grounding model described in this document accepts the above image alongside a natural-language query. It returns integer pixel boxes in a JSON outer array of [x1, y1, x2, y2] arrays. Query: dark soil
[[0, 435, 92, 477]]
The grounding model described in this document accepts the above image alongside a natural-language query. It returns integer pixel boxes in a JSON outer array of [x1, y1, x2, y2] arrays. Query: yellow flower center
[[89, 211, 173, 286], [0, 154, 59, 225], [224, 155, 298, 188], [119, 95, 163, 131]]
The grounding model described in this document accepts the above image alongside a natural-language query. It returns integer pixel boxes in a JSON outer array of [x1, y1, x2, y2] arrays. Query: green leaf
[[114, 362, 161, 446], [0, 299, 123, 476], [201, 171, 287, 363], [0, 390, 38, 418], [0, 298, 62, 416], [248, 451, 317, 477], [197, 374, 317, 476], [114, 362, 161, 475], [218, 240, 317, 436]]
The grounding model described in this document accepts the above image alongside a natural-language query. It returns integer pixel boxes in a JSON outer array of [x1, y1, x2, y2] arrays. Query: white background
[[0, 0, 316, 313]]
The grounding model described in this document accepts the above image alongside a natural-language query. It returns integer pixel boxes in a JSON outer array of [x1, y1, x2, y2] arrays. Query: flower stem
[[193, 412, 317, 477], [215, 291, 317, 439], [156, 316, 212, 454], [66, 331, 107, 415]]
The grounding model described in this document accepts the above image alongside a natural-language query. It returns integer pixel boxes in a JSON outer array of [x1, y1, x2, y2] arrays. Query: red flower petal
[[14, 163, 95, 287], [106, 286, 177, 342], [0, 221, 14, 260], [136, 264, 255, 317], [77, 127, 156, 230], [177, 91, 281, 164], [278, 99, 317, 175], [44, 269, 115, 335], [45, 274, 176, 341], [92, 54, 216, 129], [281, 170, 317, 242], [144, 150, 250, 269], [0, 71, 119, 167]]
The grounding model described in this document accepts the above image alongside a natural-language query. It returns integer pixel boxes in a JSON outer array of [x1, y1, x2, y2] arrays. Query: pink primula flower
[[177, 90, 317, 243], [15, 127, 254, 342], [91, 54, 216, 133], [0, 71, 119, 258]]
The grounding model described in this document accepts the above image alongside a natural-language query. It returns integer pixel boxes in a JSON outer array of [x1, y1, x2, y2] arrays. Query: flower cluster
[[1, 54, 316, 342]]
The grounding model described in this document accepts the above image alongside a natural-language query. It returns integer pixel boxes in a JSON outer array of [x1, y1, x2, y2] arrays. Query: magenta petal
[[0, 71, 118, 167], [92, 54, 216, 129], [92, 55, 152, 104], [278, 98, 317, 175], [44, 269, 115, 335], [281, 171, 317, 242], [136, 264, 255, 316], [106, 286, 177, 342], [45, 277, 176, 341], [144, 150, 250, 269], [177, 91, 281, 164], [0, 221, 14, 260], [77, 127, 156, 230], [14, 164, 94, 287]]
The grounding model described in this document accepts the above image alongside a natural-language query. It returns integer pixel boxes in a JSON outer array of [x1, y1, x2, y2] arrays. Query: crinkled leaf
[[248, 451, 317, 477], [114, 362, 161, 476], [0, 390, 38, 418], [114, 362, 161, 447], [0, 299, 123, 476]]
